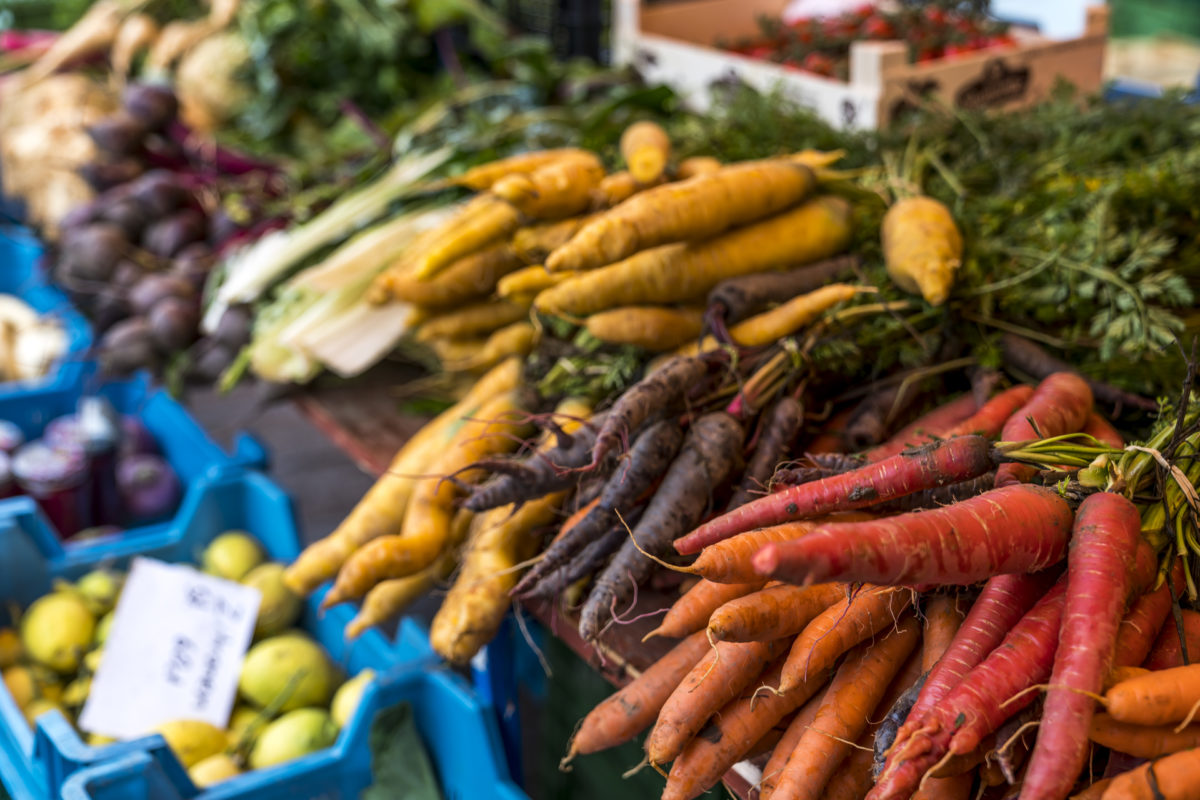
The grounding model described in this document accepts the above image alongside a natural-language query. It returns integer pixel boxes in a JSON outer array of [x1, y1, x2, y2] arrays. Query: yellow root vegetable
[[584, 306, 705, 351], [496, 266, 579, 300], [490, 152, 606, 220], [591, 171, 661, 210], [382, 242, 523, 308], [536, 196, 853, 317], [283, 358, 521, 595], [441, 322, 536, 373], [791, 149, 846, 169], [430, 492, 566, 665], [620, 121, 672, 185], [545, 157, 818, 273], [324, 390, 531, 606], [111, 14, 158, 77], [344, 509, 474, 640], [881, 196, 963, 306], [21, 1, 125, 85], [511, 216, 597, 265], [682, 284, 867, 354], [450, 148, 591, 192], [677, 157, 721, 180], [413, 197, 523, 279], [415, 300, 528, 342]]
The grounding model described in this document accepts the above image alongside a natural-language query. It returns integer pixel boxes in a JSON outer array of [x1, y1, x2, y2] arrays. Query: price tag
[[79, 557, 261, 740]]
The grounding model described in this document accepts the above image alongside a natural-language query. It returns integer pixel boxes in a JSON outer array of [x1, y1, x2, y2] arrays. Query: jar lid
[[0, 420, 25, 454], [12, 440, 88, 488]]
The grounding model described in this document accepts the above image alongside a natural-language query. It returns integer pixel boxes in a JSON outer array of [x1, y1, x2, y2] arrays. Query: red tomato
[[942, 43, 970, 58], [862, 17, 895, 39], [801, 51, 835, 76], [923, 6, 947, 26], [745, 45, 775, 60], [917, 46, 941, 62]]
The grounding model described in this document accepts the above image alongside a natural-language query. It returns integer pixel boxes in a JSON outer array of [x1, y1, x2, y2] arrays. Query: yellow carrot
[[535, 196, 853, 317], [791, 149, 846, 169], [490, 152, 605, 220], [676, 156, 721, 180], [620, 121, 672, 185], [382, 242, 523, 308], [323, 389, 531, 606], [430, 492, 565, 665], [450, 148, 591, 192], [441, 322, 536, 373], [413, 197, 523, 279], [415, 300, 528, 342], [511, 215, 598, 265], [496, 266, 580, 300], [344, 509, 475, 639], [679, 283, 868, 355], [584, 306, 705, 351], [881, 196, 963, 306], [591, 171, 662, 210], [282, 358, 521, 595], [546, 157, 819, 273]]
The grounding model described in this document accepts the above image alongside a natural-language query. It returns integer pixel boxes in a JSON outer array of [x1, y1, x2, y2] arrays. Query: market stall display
[[1, 1, 1200, 799]]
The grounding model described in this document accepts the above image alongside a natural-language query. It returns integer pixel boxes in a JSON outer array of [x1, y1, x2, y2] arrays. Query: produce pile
[[0, 531, 375, 789], [266, 99, 1200, 800], [724, 2, 1013, 78]]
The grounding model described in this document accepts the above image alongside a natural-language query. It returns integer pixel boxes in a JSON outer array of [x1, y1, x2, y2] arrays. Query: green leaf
[[363, 701, 443, 800]]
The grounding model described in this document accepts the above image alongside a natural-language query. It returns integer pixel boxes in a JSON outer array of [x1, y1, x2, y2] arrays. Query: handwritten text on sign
[[79, 557, 261, 739]]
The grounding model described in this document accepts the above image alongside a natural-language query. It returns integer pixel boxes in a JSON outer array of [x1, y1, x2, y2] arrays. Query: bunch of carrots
[[560, 365, 1200, 800]]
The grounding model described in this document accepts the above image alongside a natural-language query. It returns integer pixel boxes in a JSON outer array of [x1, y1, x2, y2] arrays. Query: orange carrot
[[818, 730, 877, 800], [778, 585, 913, 694], [1111, 563, 1183, 672], [663, 664, 831, 800], [646, 579, 764, 640], [708, 583, 844, 643], [806, 407, 854, 455], [1105, 666, 1150, 690], [761, 686, 832, 799], [1106, 663, 1200, 726], [1070, 779, 1112, 800], [921, 594, 966, 672], [1145, 610, 1200, 670], [566, 630, 710, 758], [772, 617, 922, 800], [1100, 747, 1200, 799], [689, 514, 873, 584], [646, 637, 791, 764], [1089, 714, 1200, 759], [994, 372, 1093, 487]]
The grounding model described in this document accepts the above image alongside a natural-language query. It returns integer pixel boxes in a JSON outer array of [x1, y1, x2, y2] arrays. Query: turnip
[[142, 209, 206, 258], [97, 197, 146, 241], [79, 159, 143, 191], [148, 296, 199, 351], [98, 317, 159, 376], [117, 453, 180, 520], [128, 274, 193, 316], [86, 111, 146, 155], [60, 224, 126, 281], [128, 170, 187, 217], [211, 306, 252, 350], [122, 83, 178, 131]]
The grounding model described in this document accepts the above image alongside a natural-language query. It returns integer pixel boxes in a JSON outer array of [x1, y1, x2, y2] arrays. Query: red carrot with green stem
[[994, 372, 1093, 488], [1022, 492, 1152, 800], [751, 483, 1074, 587]]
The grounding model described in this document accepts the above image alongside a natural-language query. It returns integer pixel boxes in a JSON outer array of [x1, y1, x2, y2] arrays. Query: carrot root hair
[[1175, 698, 1200, 733], [999, 682, 1106, 709]]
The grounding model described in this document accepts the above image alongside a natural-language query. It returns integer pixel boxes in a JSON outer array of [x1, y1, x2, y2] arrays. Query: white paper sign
[[79, 557, 261, 739]]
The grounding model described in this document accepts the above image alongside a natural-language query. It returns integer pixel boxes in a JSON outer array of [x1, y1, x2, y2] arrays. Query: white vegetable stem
[[202, 147, 451, 332]]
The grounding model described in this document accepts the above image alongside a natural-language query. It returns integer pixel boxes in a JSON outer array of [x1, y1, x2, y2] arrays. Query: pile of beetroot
[[562, 366, 1200, 800]]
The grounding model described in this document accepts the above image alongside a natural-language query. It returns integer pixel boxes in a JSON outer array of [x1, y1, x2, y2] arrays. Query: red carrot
[[871, 579, 1069, 800], [1111, 560, 1184, 671], [675, 435, 997, 555], [865, 393, 979, 462], [751, 484, 1073, 587], [805, 407, 855, 455], [1144, 609, 1200, 670], [888, 573, 1057, 768], [1081, 412, 1124, 449], [942, 384, 1034, 439], [994, 372, 1093, 487], [1022, 492, 1144, 800]]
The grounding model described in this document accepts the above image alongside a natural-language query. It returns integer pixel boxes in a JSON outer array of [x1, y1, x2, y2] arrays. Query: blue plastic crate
[[59, 647, 527, 800], [0, 370, 265, 545], [0, 225, 92, 400], [0, 472, 476, 799]]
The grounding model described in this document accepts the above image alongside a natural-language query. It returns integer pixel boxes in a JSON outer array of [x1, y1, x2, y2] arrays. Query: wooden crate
[[613, 0, 1109, 129]]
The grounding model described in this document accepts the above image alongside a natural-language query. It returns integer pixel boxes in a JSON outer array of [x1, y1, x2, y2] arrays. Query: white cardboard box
[[613, 0, 1109, 129]]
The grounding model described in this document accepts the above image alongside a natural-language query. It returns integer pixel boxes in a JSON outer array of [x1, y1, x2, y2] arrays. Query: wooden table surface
[[294, 378, 759, 799]]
